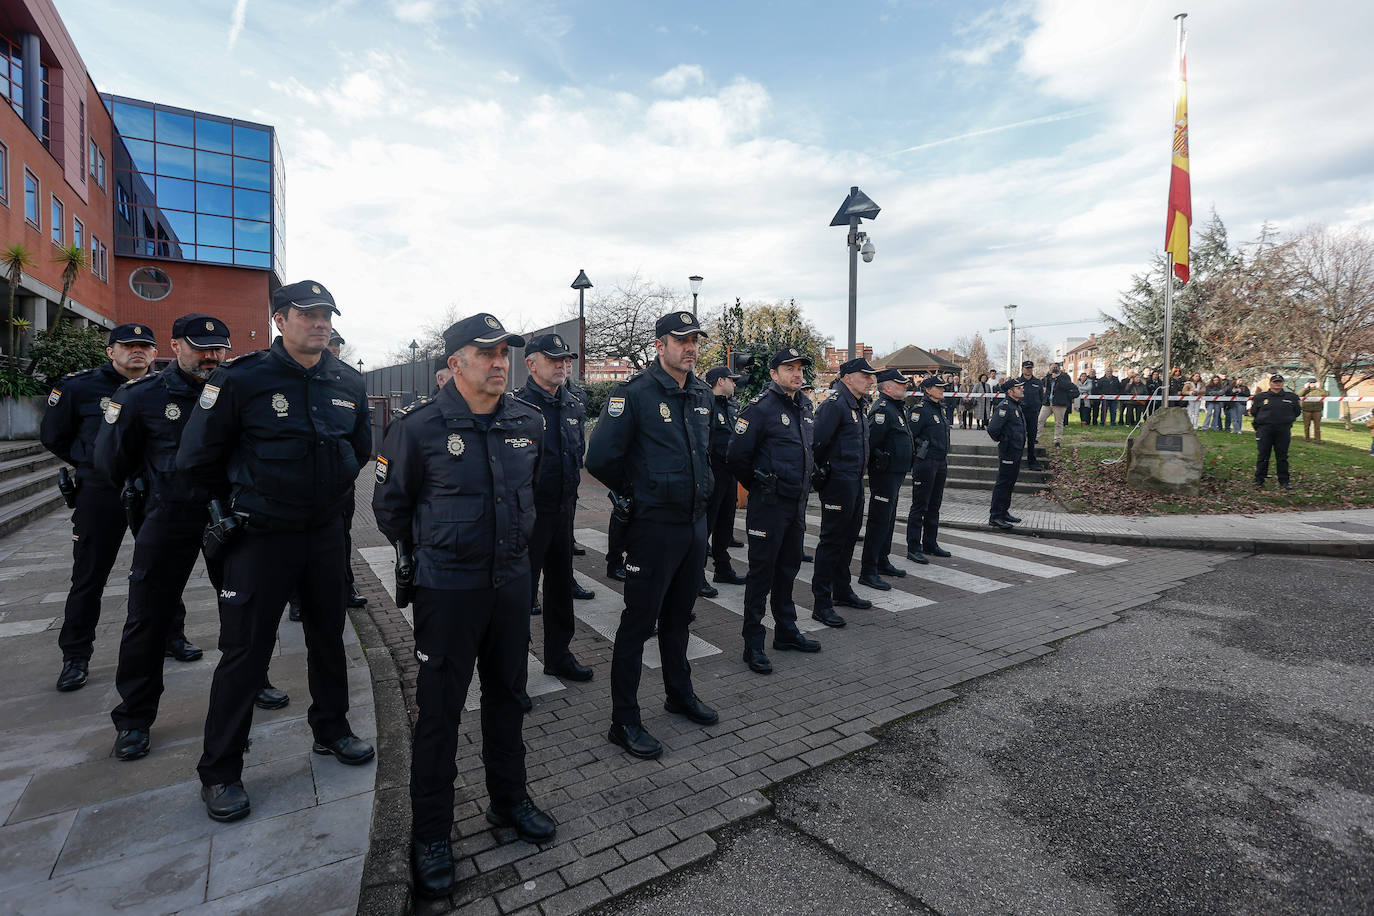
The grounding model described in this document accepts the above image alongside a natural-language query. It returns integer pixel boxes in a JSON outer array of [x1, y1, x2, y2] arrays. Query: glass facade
[[104, 96, 283, 277]]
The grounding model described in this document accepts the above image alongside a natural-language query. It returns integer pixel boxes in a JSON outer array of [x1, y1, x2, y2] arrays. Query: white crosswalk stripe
[[719, 544, 933, 612], [570, 570, 720, 666], [938, 530, 1125, 566]]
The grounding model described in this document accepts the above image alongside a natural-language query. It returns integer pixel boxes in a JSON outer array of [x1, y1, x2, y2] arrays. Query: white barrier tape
[[931, 393, 1374, 402]]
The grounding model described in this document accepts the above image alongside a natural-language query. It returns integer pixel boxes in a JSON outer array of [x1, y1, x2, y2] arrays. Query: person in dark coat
[[857, 368, 913, 589], [986, 377, 1027, 529], [1250, 374, 1302, 489]]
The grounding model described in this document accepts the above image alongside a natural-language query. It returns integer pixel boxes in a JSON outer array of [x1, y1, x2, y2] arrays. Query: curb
[[941, 518, 1374, 559]]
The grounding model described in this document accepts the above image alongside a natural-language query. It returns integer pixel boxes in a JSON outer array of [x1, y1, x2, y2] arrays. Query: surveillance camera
[[860, 239, 876, 263]]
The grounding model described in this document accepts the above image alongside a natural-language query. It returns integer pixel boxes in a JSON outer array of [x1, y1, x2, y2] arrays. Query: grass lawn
[[1036, 416, 1374, 514]]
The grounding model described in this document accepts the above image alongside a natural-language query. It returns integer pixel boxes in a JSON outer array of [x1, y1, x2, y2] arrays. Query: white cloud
[[493, 68, 519, 84], [227, 0, 248, 51], [650, 64, 705, 95], [392, 0, 438, 23]]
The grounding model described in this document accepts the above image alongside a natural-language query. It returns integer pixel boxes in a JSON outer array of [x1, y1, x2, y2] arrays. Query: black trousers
[[813, 476, 863, 609], [742, 495, 805, 650], [859, 471, 904, 575], [410, 577, 530, 842], [990, 440, 1022, 520], [198, 520, 351, 787], [1020, 403, 1040, 466], [606, 512, 627, 576], [705, 458, 737, 572], [58, 483, 128, 662], [1255, 425, 1292, 484], [943, 402, 957, 425], [111, 517, 217, 731], [906, 458, 949, 551], [343, 488, 356, 587], [612, 516, 704, 727], [529, 505, 576, 665]]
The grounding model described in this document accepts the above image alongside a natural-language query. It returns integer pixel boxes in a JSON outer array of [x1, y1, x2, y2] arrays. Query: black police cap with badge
[[271, 280, 341, 315], [171, 314, 231, 349], [1001, 376, 1026, 393], [918, 375, 947, 391], [108, 323, 156, 346], [654, 311, 709, 339], [442, 313, 526, 355], [525, 333, 577, 359], [875, 367, 908, 385], [838, 357, 878, 376], [704, 366, 740, 385], [769, 347, 813, 370]]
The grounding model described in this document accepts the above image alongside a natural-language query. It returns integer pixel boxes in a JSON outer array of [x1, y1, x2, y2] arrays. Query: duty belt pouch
[[57, 468, 78, 509], [202, 499, 243, 562], [915, 439, 931, 461]]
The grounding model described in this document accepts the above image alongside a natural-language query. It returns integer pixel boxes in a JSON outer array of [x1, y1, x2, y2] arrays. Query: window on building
[[0, 140, 8, 206], [24, 169, 38, 227], [73, 217, 83, 250], [88, 139, 106, 188], [90, 236, 107, 280], [51, 195, 63, 245], [1, 34, 20, 119], [129, 266, 172, 300]]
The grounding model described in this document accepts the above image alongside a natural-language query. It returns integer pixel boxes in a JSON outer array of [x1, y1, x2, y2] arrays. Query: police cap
[[1021, 359, 1035, 369], [272, 280, 340, 315], [525, 333, 577, 359], [769, 347, 813, 370], [918, 375, 948, 390], [654, 311, 708, 339], [171, 314, 231, 349], [328, 329, 345, 346], [704, 366, 740, 385], [875, 367, 907, 385], [442, 313, 525, 355], [1270, 373, 1285, 383], [838, 357, 878, 377], [1001, 376, 1026, 392], [108, 323, 156, 346]]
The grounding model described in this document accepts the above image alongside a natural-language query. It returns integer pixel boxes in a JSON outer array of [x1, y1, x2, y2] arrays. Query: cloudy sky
[[61, 0, 1374, 367]]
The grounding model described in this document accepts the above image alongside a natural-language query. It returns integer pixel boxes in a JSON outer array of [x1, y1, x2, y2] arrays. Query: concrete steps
[[943, 444, 1051, 495], [0, 441, 67, 539]]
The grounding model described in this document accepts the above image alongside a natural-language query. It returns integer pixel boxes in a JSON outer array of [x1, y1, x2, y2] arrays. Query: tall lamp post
[[689, 275, 703, 318], [408, 339, 419, 404], [571, 269, 592, 382], [830, 186, 880, 359], [1003, 303, 1018, 377]]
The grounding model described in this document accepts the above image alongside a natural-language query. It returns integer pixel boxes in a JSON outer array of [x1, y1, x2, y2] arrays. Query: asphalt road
[[596, 554, 1374, 916]]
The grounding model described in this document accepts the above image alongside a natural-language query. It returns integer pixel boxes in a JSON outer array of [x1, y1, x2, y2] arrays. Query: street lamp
[[1003, 303, 1018, 377], [830, 185, 881, 359], [356, 358, 364, 373], [689, 275, 703, 318], [408, 339, 419, 403], [571, 269, 593, 382]]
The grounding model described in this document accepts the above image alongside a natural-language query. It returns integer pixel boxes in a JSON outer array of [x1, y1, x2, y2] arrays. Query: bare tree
[[385, 304, 463, 366], [991, 331, 1053, 374], [580, 274, 686, 371], [962, 333, 991, 380]]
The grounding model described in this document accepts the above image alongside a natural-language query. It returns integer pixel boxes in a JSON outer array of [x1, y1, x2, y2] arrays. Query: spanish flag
[[1165, 28, 1191, 283]]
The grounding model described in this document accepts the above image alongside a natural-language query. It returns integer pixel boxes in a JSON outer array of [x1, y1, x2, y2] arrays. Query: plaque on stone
[[1156, 434, 1183, 452]]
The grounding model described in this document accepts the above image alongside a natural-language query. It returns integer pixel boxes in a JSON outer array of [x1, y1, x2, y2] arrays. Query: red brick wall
[[113, 257, 272, 353]]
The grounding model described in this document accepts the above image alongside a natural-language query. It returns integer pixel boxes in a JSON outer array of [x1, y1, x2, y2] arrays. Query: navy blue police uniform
[[585, 311, 719, 760], [986, 377, 1028, 527], [1251, 375, 1302, 488], [40, 323, 172, 691], [726, 349, 823, 673], [1016, 361, 1045, 469], [905, 376, 954, 558], [513, 333, 591, 679], [810, 358, 879, 619], [704, 365, 744, 585], [95, 315, 235, 758], [858, 369, 914, 583], [373, 314, 555, 892], [177, 282, 373, 820]]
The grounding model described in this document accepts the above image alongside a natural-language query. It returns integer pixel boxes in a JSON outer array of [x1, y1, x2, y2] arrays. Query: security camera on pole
[[830, 186, 880, 360]]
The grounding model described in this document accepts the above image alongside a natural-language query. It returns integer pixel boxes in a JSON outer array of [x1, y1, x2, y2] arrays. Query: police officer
[[1251, 373, 1302, 490], [726, 348, 823, 674], [325, 329, 369, 611], [373, 314, 555, 898], [702, 365, 746, 596], [810, 357, 878, 624], [585, 310, 719, 761], [40, 323, 199, 692], [178, 280, 374, 824], [987, 377, 1027, 529], [514, 332, 593, 681], [905, 375, 954, 562], [1017, 360, 1045, 470], [857, 368, 912, 589]]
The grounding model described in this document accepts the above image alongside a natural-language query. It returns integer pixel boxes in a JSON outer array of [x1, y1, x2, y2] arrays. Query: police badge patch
[[851, 410, 858, 422], [734, 418, 749, 434], [375, 456, 389, 483], [271, 393, 289, 417], [875, 413, 886, 424], [164, 403, 182, 421], [659, 402, 671, 422], [607, 397, 625, 418], [780, 412, 790, 426], [104, 401, 122, 424], [99, 397, 111, 412], [199, 384, 220, 410], [717, 413, 725, 424], [447, 433, 466, 457], [47, 389, 61, 407]]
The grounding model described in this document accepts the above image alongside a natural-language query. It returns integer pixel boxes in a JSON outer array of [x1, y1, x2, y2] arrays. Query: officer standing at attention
[[726, 348, 823, 674], [702, 365, 746, 596], [1250, 373, 1302, 490], [40, 323, 200, 692], [905, 376, 954, 562], [178, 281, 374, 824], [810, 357, 878, 624], [1017, 360, 1045, 470], [514, 332, 594, 682], [857, 368, 912, 589], [585, 311, 719, 761], [373, 314, 555, 898], [987, 377, 1027, 529]]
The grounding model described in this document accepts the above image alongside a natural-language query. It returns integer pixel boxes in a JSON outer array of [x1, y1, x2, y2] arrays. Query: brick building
[[1, 0, 281, 363], [822, 343, 874, 373]]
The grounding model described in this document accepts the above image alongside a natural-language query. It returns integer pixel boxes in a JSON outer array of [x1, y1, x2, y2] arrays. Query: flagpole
[[1162, 11, 1187, 412]]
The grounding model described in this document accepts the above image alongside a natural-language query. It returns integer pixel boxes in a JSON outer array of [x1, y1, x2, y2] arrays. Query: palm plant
[[3, 243, 34, 384], [53, 242, 88, 317]]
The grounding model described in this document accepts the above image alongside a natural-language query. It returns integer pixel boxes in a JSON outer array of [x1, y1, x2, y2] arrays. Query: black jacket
[[867, 393, 913, 475], [94, 363, 221, 524], [40, 361, 133, 488], [987, 397, 1027, 450], [584, 359, 713, 523], [1097, 374, 1122, 397], [176, 339, 371, 528], [1250, 389, 1301, 427], [709, 393, 737, 464], [371, 384, 540, 590], [513, 377, 586, 514], [907, 399, 951, 463], [1018, 373, 1045, 411], [1044, 372, 1080, 408], [812, 384, 869, 481], [727, 381, 814, 513]]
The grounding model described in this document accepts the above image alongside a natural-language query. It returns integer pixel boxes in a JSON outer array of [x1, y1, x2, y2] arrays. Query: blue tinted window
[[122, 138, 155, 173], [195, 118, 232, 154], [114, 235, 136, 256], [112, 102, 154, 140], [198, 245, 234, 264], [234, 219, 270, 251], [234, 250, 270, 268], [155, 176, 195, 210], [198, 183, 233, 216], [155, 109, 194, 146], [196, 151, 232, 184], [233, 125, 270, 160], [197, 214, 233, 248], [233, 188, 270, 221], [163, 209, 196, 244], [155, 143, 194, 179], [233, 156, 270, 191]]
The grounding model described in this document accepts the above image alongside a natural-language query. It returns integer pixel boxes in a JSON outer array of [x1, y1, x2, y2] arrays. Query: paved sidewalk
[[0, 506, 377, 912]]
